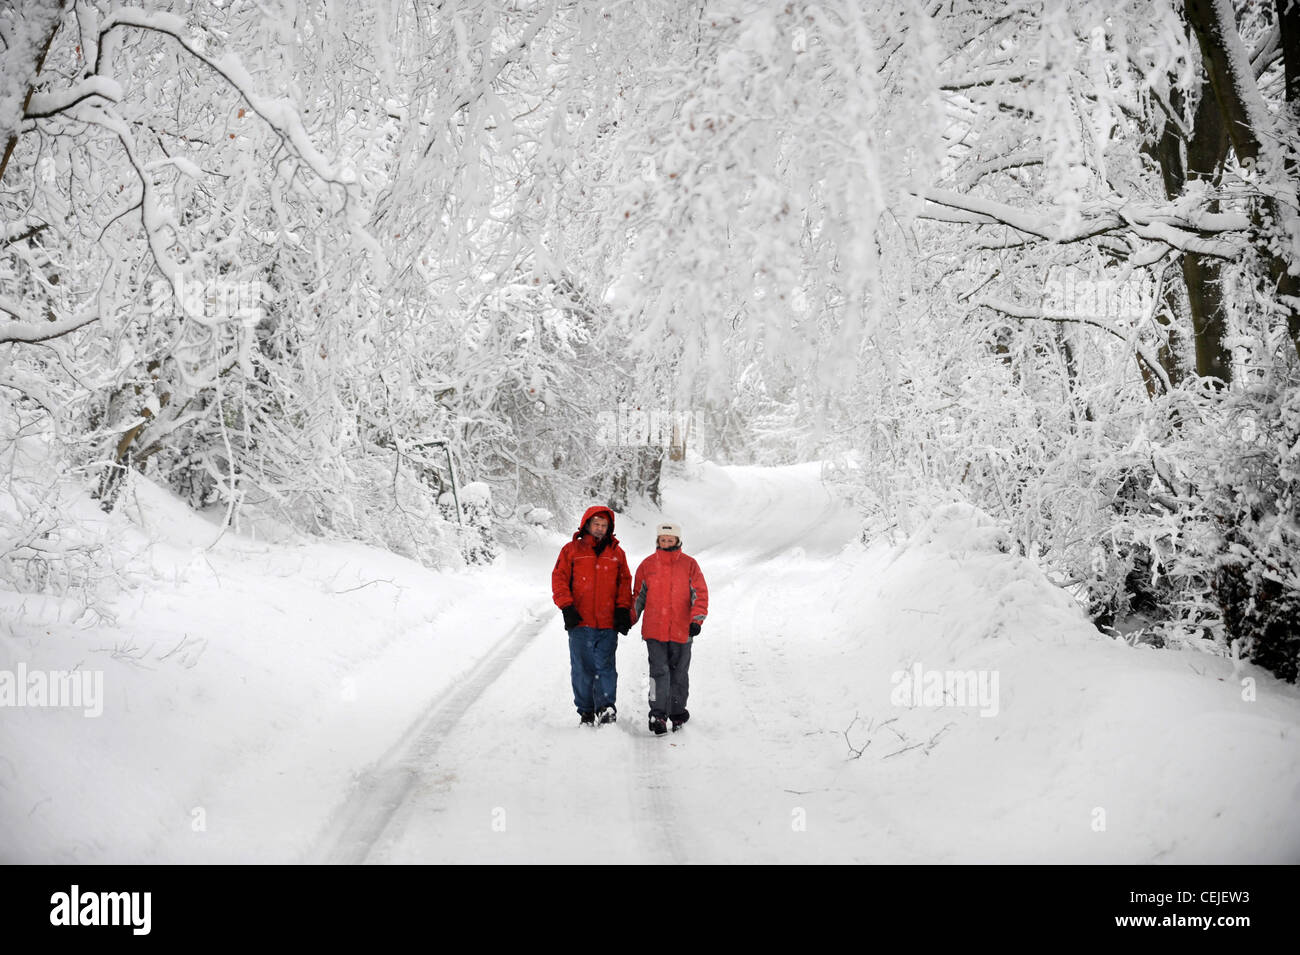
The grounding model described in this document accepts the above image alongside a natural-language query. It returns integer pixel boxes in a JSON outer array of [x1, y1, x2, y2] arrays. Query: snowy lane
[[337, 463, 864, 864], [297, 463, 894, 865]]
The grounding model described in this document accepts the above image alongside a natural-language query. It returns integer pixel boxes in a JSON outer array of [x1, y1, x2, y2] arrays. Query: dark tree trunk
[[1274, 0, 1300, 351], [1181, 252, 1233, 381], [1153, 40, 1233, 381], [1281, 0, 1300, 108], [1186, 0, 1263, 163], [1186, 0, 1300, 361], [0, 0, 66, 187]]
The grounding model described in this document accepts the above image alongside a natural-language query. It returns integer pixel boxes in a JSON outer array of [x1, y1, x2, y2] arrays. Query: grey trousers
[[646, 637, 692, 721]]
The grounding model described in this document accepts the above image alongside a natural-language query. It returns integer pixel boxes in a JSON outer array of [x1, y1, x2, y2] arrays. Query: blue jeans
[[569, 627, 618, 714]]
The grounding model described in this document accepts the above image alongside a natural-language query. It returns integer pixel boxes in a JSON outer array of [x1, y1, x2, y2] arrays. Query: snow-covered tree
[[3, 0, 1297, 681]]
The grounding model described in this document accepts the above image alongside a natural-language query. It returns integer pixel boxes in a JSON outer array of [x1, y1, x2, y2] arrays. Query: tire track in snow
[[314, 602, 552, 864], [631, 714, 690, 864]]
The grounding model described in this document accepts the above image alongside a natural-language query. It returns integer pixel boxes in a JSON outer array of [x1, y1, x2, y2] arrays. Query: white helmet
[[655, 522, 683, 545]]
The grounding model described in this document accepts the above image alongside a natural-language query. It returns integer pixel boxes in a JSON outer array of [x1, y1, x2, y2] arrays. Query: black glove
[[561, 606, 581, 630], [615, 607, 631, 635], [689, 621, 702, 637]]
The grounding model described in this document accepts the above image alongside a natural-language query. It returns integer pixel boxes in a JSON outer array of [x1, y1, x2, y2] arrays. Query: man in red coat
[[552, 505, 633, 726], [631, 521, 708, 735]]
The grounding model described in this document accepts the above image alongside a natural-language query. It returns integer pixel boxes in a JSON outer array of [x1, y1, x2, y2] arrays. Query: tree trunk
[[1153, 39, 1233, 382], [1281, 0, 1300, 107], [1186, 0, 1300, 361], [0, 0, 67, 187], [1182, 252, 1233, 380], [1274, 0, 1300, 353]]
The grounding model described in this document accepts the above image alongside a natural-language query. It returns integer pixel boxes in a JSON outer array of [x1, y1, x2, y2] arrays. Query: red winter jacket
[[632, 547, 708, 643], [552, 506, 633, 630]]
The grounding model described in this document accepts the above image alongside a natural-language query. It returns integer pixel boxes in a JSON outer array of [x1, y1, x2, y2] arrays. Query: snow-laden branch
[[94, 8, 350, 195], [1144, 83, 1193, 143], [921, 188, 1124, 242], [0, 297, 100, 343], [1, 217, 48, 245], [1118, 211, 1239, 258], [916, 188, 1247, 260], [956, 152, 1042, 189], [976, 297, 1172, 394], [72, 101, 190, 296], [24, 75, 121, 118], [976, 297, 1132, 339], [0, 368, 60, 416], [117, 357, 241, 468], [913, 205, 1002, 227]]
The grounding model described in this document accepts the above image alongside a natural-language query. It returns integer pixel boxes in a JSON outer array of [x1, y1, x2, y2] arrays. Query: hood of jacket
[[574, 505, 618, 543]]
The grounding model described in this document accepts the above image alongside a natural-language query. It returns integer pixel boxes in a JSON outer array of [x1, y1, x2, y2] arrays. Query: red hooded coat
[[632, 547, 708, 643], [551, 506, 633, 630]]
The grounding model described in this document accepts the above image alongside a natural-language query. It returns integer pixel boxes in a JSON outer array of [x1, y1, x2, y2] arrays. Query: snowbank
[[0, 476, 554, 862], [793, 501, 1300, 862]]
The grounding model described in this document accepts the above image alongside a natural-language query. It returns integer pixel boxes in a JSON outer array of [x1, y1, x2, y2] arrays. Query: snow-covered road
[[324, 463, 867, 864]]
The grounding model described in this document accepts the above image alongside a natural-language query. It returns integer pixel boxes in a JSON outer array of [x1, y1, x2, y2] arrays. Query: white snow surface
[[1, 461, 1297, 864]]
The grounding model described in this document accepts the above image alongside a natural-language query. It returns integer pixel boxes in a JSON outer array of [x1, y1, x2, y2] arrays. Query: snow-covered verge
[[0, 476, 563, 863], [1, 461, 1297, 863], [790, 501, 1300, 863]]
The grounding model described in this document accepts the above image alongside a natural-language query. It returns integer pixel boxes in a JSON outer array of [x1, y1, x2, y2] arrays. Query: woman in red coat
[[632, 521, 708, 735]]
